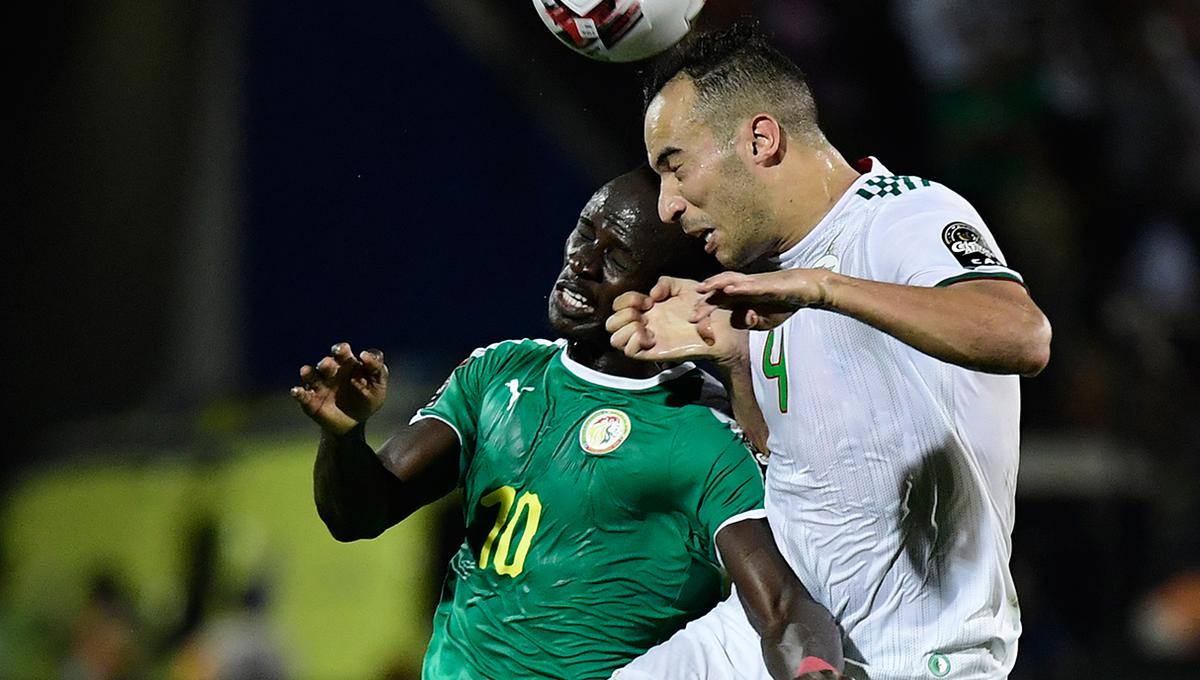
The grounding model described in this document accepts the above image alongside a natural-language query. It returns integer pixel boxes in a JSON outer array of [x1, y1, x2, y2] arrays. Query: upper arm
[[366, 348, 490, 521], [945, 278, 1052, 375], [374, 417, 461, 517], [407, 346, 493, 484], [313, 415, 461, 541], [865, 190, 1024, 289], [863, 192, 1050, 374], [944, 277, 1032, 303]]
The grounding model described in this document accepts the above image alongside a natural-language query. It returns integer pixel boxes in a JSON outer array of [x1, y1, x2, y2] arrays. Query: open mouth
[[684, 220, 718, 255], [554, 283, 596, 317]]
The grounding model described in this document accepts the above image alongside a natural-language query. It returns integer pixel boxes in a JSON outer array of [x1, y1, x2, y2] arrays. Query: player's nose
[[568, 242, 602, 279], [658, 186, 686, 224]]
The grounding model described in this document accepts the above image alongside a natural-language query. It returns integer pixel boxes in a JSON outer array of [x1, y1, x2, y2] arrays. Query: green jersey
[[414, 338, 765, 680]]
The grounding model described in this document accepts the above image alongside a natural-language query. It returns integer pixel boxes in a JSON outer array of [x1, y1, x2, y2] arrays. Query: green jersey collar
[[559, 347, 696, 391]]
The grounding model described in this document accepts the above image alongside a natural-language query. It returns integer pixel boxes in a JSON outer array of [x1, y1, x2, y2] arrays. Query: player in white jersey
[[606, 24, 1051, 680]]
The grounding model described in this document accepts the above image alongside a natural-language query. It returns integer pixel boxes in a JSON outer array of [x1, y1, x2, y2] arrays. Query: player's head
[[641, 23, 823, 268], [549, 166, 719, 343]]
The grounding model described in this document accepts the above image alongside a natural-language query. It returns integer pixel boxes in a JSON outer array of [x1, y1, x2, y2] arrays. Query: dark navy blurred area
[[8, 1, 1200, 679], [246, 2, 598, 389]]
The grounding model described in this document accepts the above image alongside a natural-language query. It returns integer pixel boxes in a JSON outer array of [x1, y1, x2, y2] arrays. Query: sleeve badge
[[941, 222, 1002, 268]]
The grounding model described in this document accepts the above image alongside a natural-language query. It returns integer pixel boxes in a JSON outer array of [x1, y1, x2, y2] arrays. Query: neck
[[566, 339, 664, 379], [771, 143, 860, 254]]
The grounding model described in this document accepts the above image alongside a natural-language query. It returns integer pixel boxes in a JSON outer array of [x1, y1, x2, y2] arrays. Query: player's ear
[[746, 114, 783, 168]]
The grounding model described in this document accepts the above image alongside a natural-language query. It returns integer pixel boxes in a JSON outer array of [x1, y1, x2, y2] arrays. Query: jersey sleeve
[[409, 349, 489, 477], [865, 186, 1024, 289], [409, 338, 558, 481], [671, 415, 766, 563]]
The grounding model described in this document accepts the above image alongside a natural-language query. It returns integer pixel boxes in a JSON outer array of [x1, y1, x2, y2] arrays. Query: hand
[[695, 269, 833, 331], [790, 655, 846, 680], [606, 276, 745, 365], [291, 342, 389, 435]]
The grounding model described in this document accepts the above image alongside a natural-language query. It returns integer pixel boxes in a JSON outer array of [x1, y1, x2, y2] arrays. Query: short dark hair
[[642, 22, 820, 139]]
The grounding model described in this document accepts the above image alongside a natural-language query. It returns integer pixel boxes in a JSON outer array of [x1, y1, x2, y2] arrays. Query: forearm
[[721, 520, 844, 679], [759, 596, 844, 680], [313, 423, 405, 541], [716, 354, 770, 454], [821, 273, 1051, 376]]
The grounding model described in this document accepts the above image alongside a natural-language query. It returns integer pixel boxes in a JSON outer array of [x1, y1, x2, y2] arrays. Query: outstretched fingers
[[696, 271, 750, 295], [294, 343, 356, 413], [695, 315, 717, 346], [688, 298, 718, 324], [610, 319, 654, 354], [727, 307, 764, 330], [315, 355, 340, 382], [291, 366, 330, 415], [621, 326, 655, 358], [330, 342, 360, 369], [605, 307, 643, 333], [613, 291, 653, 313], [289, 384, 320, 414], [699, 273, 784, 314], [649, 276, 697, 302], [359, 347, 384, 371], [299, 364, 322, 386], [608, 303, 657, 358]]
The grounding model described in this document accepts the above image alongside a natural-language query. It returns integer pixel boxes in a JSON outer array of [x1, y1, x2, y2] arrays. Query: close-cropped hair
[[641, 21, 820, 139]]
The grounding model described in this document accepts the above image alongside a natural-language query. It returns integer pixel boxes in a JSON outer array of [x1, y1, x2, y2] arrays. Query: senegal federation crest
[[579, 409, 631, 455]]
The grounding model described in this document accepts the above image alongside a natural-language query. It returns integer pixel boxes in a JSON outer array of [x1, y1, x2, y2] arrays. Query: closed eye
[[606, 248, 633, 274], [576, 221, 597, 243]]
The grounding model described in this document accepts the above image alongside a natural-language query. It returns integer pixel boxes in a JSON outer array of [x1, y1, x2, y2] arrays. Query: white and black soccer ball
[[532, 0, 706, 63]]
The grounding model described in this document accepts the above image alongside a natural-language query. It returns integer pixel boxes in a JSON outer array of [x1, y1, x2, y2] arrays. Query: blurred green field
[[0, 435, 441, 679]]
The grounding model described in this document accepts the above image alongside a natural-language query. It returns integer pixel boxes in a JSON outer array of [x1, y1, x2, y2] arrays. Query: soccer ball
[[532, 0, 706, 63]]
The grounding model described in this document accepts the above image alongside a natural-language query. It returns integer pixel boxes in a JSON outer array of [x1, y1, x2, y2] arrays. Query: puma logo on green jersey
[[505, 379, 535, 412]]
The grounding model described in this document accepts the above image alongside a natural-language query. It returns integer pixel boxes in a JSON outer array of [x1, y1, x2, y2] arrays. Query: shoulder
[[464, 337, 562, 365], [857, 174, 975, 220], [859, 175, 986, 245], [453, 338, 563, 382], [662, 371, 751, 454]]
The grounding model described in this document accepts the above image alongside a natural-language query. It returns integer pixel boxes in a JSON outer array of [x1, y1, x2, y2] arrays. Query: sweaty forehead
[[580, 175, 672, 255], [581, 184, 613, 217], [644, 78, 700, 159], [581, 185, 641, 241]]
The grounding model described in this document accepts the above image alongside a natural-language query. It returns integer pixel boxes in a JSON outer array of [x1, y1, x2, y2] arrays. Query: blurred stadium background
[[7, 1, 1200, 678]]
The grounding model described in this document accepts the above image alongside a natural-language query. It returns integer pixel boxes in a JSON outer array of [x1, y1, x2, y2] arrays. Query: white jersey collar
[[775, 156, 890, 268], [559, 347, 696, 390]]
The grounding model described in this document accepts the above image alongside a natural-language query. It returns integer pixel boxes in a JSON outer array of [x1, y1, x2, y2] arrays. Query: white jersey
[[750, 158, 1024, 679]]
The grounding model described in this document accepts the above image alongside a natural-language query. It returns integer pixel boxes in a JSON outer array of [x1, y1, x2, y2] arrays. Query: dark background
[[8, 1, 1200, 678]]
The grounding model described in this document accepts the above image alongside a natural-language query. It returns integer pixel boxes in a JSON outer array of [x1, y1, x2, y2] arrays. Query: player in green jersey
[[290, 167, 843, 680]]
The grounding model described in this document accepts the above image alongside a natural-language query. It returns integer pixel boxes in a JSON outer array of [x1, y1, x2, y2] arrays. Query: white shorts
[[611, 591, 1005, 680], [610, 592, 771, 680]]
